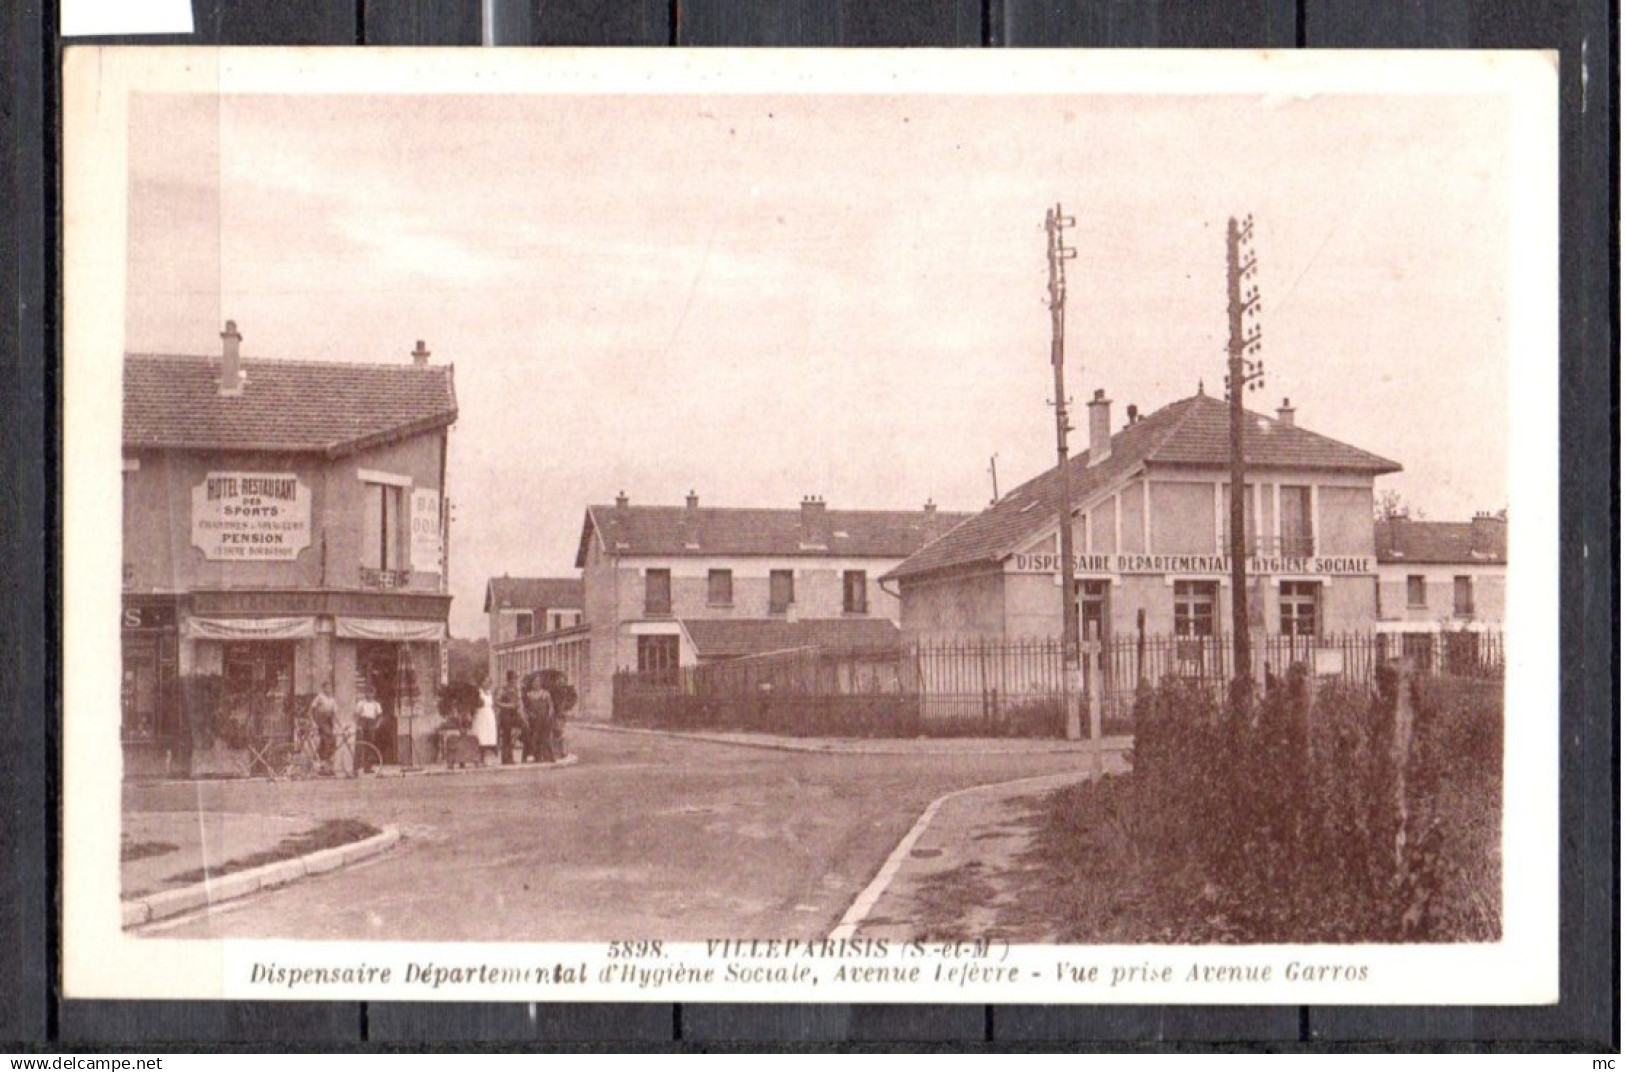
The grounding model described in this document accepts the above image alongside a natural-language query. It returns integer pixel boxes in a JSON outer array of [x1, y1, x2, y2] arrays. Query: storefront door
[[357, 641, 412, 764]]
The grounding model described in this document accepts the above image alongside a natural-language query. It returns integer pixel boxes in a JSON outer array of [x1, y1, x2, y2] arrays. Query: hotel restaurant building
[[120, 324, 457, 776]]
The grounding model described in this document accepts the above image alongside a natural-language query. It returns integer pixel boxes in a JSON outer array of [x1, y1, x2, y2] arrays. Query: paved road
[[126, 727, 1091, 941]]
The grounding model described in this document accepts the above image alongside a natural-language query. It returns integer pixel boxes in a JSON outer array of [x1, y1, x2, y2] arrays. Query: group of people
[[478, 669, 569, 765], [302, 679, 382, 778]]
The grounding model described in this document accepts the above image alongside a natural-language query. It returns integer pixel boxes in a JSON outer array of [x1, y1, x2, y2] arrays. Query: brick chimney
[[1276, 397, 1296, 427], [683, 490, 701, 548], [1087, 389, 1112, 465], [799, 495, 828, 548], [1124, 403, 1138, 428], [412, 340, 431, 366], [1471, 511, 1507, 558], [218, 319, 244, 396], [614, 490, 629, 511], [923, 498, 940, 539]]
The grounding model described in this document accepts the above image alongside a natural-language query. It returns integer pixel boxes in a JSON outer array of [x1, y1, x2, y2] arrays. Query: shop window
[[362, 482, 407, 571], [1173, 580, 1218, 637], [769, 570, 795, 614], [1407, 575, 1427, 607], [222, 642, 296, 738], [1279, 485, 1314, 556], [708, 569, 733, 606], [645, 569, 672, 616], [1453, 575, 1474, 617], [843, 570, 868, 614], [122, 639, 161, 740], [1279, 581, 1319, 638]]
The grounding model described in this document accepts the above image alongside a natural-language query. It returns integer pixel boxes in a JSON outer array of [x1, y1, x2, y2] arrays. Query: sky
[[125, 86, 1514, 639]]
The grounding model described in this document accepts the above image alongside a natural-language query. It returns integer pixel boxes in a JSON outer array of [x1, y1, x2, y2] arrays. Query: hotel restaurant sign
[[1009, 552, 1375, 576], [191, 472, 312, 561]]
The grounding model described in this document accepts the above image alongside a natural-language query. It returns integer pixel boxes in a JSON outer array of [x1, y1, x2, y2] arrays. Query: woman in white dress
[[471, 678, 499, 766]]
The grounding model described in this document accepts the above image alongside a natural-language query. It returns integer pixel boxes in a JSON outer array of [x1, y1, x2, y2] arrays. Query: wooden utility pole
[[1224, 214, 1265, 690], [1045, 205, 1082, 741]]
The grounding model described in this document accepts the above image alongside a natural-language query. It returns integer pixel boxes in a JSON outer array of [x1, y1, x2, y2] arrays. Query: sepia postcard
[[62, 47, 1558, 1003]]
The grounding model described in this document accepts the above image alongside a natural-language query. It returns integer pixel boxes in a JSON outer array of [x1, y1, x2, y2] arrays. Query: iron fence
[[611, 630, 1505, 738]]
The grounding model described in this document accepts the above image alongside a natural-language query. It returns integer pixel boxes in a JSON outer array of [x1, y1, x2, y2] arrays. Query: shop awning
[[184, 616, 316, 640], [334, 617, 446, 642]]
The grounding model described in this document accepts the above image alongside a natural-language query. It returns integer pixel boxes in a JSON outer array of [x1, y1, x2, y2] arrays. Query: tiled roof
[[124, 353, 457, 457], [887, 392, 1401, 582], [681, 617, 901, 659], [575, 502, 975, 566], [1374, 518, 1507, 565], [484, 576, 584, 614]]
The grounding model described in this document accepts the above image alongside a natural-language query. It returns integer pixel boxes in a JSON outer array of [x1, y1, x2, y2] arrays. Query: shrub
[[1121, 664, 1502, 943]]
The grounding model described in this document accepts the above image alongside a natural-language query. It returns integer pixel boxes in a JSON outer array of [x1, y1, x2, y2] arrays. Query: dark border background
[[2, 0, 1615, 1051]]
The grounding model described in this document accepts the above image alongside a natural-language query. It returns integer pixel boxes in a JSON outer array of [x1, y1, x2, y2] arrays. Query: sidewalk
[[122, 811, 312, 897], [832, 758, 1131, 941], [122, 810, 400, 928], [578, 721, 1132, 756]]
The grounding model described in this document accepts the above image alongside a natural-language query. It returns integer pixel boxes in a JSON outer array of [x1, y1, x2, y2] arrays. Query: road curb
[[123, 825, 401, 929], [827, 772, 1095, 941], [577, 721, 1132, 757], [138, 755, 580, 787]]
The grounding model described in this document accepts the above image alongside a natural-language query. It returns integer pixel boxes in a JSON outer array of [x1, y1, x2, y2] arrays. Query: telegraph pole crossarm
[[1225, 214, 1266, 696]]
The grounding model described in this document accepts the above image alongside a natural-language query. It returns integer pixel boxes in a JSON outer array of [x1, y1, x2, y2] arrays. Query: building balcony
[[359, 566, 415, 590]]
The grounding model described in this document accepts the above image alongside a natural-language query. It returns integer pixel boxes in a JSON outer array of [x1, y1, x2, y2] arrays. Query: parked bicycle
[[238, 717, 381, 780], [331, 725, 384, 779]]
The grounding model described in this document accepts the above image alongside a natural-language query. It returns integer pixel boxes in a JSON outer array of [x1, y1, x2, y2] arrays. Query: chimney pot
[[1086, 390, 1112, 466], [1125, 403, 1139, 427], [412, 340, 431, 366], [1276, 397, 1296, 427], [218, 319, 244, 396]]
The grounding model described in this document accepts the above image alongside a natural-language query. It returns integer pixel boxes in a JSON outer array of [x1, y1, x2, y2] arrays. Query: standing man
[[306, 680, 337, 771], [522, 673, 555, 763], [354, 685, 382, 774], [494, 670, 522, 765]]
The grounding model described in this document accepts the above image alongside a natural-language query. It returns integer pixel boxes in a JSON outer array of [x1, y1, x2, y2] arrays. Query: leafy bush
[[1116, 664, 1501, 943]]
